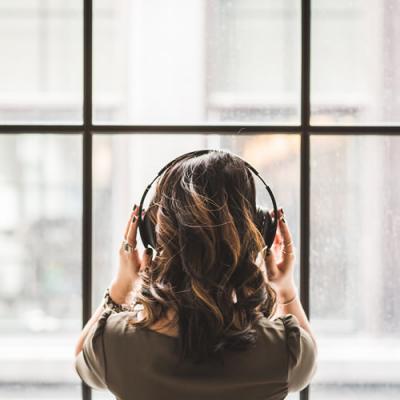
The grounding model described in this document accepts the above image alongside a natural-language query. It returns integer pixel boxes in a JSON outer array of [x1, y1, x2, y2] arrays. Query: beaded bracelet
[[103, 287, 136, 313]]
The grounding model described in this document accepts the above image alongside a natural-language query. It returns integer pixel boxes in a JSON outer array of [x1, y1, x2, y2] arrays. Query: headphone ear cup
[[145, 213, 157, 249], [255, 206, 276, 249], [139, 210, 157, 249], [255, 206, 266, 233]]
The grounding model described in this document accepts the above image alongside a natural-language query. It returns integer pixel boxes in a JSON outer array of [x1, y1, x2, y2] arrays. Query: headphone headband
[[137, 149, 278, 249]]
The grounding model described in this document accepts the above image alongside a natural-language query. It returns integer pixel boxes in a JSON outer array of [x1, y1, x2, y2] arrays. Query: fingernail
[[132, 216, 136, 222], [132, 204, 137, 211], [282, 218, 286, 224], [280, 207, 284, 214]]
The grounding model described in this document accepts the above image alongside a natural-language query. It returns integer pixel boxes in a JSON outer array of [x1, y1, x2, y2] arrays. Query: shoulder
[[74, 309, 139, 390], [102, 309, 140, 339], [272, 314, 318, 392], [256, 313, 297, 343], [83, 308, 136, 340]]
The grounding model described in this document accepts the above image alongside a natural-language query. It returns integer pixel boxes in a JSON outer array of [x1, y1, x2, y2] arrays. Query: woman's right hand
[[264, 208, 297, 302]]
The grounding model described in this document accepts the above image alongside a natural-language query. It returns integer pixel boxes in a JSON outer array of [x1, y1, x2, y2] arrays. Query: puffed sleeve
[[74, 308, 114, 390], [280, 314, 318, 392]]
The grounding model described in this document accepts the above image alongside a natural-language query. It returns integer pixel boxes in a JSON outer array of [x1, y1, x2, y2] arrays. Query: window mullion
[[300, 0, 311, 399], [82, 0, 93, 400]]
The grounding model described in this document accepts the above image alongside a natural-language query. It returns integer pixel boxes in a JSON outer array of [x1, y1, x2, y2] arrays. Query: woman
[[74, 150, 318, 399]]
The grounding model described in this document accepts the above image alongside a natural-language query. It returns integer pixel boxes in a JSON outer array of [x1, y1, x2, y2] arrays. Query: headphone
[[137, 149, 279, 252]]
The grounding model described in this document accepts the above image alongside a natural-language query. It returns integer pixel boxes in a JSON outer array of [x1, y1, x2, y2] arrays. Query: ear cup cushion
[[255, 206, 266, 233], [138, 213, 148, 248], [263, 209, 275, 248], [138, 211, 157, 249], [255, 206, 276, 248], [144, 212, 157, 249]]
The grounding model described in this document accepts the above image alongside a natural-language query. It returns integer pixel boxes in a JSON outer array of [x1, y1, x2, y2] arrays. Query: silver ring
[[122, 239, 137, 253]]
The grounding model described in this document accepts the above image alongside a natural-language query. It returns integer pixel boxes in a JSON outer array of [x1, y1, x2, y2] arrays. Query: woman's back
[[74, 150, 318, 399], [75, 308, 317, 400]]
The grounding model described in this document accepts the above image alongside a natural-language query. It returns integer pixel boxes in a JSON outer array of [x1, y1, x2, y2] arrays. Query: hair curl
[[128, 150, 277, 364]]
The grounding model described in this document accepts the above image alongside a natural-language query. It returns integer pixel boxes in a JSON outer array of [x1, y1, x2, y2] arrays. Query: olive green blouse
[[74, 308, 317, 400]]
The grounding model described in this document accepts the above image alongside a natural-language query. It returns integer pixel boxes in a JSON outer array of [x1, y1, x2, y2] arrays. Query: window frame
[[0, 1, 399, 399]]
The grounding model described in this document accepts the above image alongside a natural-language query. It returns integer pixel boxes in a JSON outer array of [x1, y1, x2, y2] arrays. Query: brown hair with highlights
[[129, 150, 277, 364]]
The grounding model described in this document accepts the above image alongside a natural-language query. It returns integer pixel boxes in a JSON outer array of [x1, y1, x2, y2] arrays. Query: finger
[[271, 224, 283, 259], [128, 206, 146, 245], [127, 211, 139, 245], [140, 247, 153, 271], [264, 247, 280, 281], [133, 204, 140, 216], [124, 210, 135, 240], [124, 202, 140, 240], [278, 209, 293, 248], [272, 240, 281, 260], [273, 225, 283, 246], [275, 208, 290, 247]]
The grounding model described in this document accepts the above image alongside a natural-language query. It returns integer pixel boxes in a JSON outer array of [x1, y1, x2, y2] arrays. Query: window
[[0, 1, 399, 400]]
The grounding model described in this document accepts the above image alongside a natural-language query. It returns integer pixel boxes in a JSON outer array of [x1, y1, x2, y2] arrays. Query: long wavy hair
[[128, 150, 277, 364]]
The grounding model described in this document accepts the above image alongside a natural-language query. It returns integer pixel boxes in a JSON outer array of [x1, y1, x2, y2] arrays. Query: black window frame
[[1, 1, 399, 399]]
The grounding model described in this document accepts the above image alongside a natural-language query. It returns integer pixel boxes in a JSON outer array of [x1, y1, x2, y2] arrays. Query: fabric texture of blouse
[[74, 309, 317, 400]]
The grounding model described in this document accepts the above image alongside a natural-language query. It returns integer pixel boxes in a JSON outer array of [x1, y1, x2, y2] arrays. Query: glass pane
[[310, 136, 400, 399], [311, 0, 400, 125], [0, 1, 83, 123], [0, 135, 82, 399], [92, 134, 300, 399], [93, 1, 301, 124]]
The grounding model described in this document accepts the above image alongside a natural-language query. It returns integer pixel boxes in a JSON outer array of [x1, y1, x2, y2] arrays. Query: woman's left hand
[[110, 204, 153, 304]]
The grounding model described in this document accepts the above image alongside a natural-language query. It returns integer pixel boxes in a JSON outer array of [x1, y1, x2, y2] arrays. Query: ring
[[122, 239, 137, 253], [282, 249, 294, 255], [282, 241, 293, 247]]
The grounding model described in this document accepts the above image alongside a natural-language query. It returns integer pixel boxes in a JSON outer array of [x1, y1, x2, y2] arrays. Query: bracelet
[[277, 291, 298, 306], [103, 287, 136, 313]]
